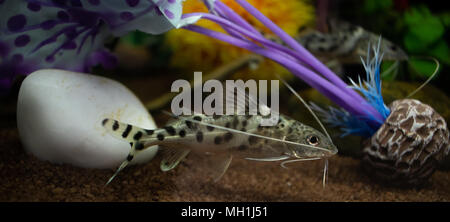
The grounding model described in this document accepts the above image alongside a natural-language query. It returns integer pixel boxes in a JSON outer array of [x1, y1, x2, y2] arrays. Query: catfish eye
[[307, 135, 320, 146]]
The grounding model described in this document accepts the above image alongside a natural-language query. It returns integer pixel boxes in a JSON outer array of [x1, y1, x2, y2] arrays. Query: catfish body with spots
[[296, 19, 408, 64], [260, 19, 407, 75], [102, 109, 337, 184]]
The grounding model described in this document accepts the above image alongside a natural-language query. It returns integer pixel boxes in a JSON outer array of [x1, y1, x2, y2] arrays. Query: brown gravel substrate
[[1, 73, 449, 202], [1, 127, 449, 202]]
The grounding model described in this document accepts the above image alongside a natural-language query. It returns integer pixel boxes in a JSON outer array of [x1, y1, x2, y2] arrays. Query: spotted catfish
[[297, 19, 408, 64], [102, 87, 337, 185]]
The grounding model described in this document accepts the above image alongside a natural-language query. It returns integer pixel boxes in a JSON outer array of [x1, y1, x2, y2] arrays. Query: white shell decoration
[[17, 69, 158, 169]]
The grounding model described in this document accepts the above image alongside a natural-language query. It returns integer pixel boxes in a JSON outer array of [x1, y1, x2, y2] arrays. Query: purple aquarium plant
[[0, 0, 196, 94], [179, 0, 387, 136]]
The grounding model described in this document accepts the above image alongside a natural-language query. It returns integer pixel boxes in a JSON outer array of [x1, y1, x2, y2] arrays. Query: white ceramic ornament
[[17, 69, 158, 169]]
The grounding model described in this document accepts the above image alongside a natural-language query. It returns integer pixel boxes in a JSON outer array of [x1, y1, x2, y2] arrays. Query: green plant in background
[[362, 0, 448, 80], [403, 5, 449, 78]]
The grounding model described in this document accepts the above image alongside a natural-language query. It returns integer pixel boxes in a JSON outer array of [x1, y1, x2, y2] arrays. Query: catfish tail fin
[[102, 118, 158, 186]]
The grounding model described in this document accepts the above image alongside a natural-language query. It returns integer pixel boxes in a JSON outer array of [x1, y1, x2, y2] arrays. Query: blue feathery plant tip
[[351, 37, 391, 120], [310, 103, 376, 138], [312, 37, 390, 138]]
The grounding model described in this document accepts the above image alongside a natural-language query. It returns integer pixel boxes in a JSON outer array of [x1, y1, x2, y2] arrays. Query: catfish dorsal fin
[[224, 80, 273, 116]]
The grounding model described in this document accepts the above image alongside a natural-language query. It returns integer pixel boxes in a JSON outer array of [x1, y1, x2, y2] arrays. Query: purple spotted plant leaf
[[80, 0, 195, 35], [0, 0, 114, 91], [0, 0, 200, 94]]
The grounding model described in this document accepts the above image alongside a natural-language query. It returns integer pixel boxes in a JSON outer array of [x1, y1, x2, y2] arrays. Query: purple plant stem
[[182, 13, 377, 121], [214, 1, 316, 69], [232, 0, 348, 88], [234, 0, 383, 122], [216, 0, 375, 118], [209, 7, 248, 41], [182, 13, 312, 68], [215, 1, 263, 38], [208, 1, 262, 43], [183, 25, 379, 126], [183, 13, 303, 71]]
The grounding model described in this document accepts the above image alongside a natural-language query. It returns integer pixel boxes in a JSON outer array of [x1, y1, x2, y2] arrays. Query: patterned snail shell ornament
[[311, 40, 449, 187], [361, 99, 450, 186]]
